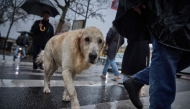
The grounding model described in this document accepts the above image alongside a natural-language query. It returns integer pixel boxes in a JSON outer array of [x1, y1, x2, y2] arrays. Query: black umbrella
[[20, 0, 59, 17]]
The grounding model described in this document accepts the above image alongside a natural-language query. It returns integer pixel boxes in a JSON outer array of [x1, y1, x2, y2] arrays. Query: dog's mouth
[[89, 60, 96, 64]]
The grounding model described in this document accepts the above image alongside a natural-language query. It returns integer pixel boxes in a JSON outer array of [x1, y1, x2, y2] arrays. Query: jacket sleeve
[[26, 37, 30, 46], [31, 21, 39, 34], [50, 26, 54, 38], [120, 36, 125, 45], [106, 28, 113, 45]]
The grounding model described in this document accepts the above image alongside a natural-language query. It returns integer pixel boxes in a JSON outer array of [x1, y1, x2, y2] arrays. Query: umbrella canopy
[[20, 0, 59, 17], [17, 31, 31, 34]]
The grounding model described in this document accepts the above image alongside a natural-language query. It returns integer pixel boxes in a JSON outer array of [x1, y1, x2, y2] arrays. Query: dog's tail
[[36, 50, 44, 64]]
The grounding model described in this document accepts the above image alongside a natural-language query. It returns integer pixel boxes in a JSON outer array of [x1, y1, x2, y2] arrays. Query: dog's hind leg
[[43, 58, 58, 93]]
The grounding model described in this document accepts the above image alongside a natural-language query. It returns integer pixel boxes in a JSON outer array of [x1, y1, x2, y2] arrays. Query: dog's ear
[[72, 30, 84, 55], [78, 30, 84, 38]]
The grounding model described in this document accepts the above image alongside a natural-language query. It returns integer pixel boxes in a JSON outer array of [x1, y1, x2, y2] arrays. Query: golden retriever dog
[[36, 26, 104, 109]]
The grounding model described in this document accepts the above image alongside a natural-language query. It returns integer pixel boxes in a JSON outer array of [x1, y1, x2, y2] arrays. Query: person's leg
[[14, 46, 19, 57], [125, 38, 190, 109], [102, 58, 110, 76], [132, 67, 150, 85], [148, 37, 183, 109], [123, 74, 130, 82], [109, 58, 120, 76], [22, 46, 26, 58], [132, 51, 190, 85], [33, 45, 41, 69]]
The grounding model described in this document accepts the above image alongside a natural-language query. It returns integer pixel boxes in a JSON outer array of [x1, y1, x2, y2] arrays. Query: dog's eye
[[85, 37, 90, 42], [98, 39, 102, 44]]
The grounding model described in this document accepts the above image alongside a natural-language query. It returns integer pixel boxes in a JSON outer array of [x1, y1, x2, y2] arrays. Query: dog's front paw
[[71, 106, 80, 109], [63, 94, 71, 101], [71, 100, 80, 109], [43, 87, 51, 93]]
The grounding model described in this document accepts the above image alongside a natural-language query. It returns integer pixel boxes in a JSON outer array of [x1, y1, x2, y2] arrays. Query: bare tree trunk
[[3, 0, 16, 60], [3, 21, 14, 60], [55, 6, 68, 34]]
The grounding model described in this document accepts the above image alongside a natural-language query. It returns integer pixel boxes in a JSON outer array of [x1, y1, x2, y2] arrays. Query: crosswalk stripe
[[0, 79, 118, 87]]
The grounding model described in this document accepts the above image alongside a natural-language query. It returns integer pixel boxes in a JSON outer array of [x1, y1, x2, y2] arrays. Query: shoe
[[33, 69, 37, 72], [22, 57, 27, 59], [38, 64, 44, 70], [100, 75, 106, 79], [123, 78, 144, 109], [14, 56, 17, 59], [111, 76, 121, 81]]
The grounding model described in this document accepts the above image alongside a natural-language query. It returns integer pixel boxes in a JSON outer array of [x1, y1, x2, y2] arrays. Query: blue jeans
[[14, 45, 26, 57], [132, 37, 190, 109], [102, 57, 120, 76]]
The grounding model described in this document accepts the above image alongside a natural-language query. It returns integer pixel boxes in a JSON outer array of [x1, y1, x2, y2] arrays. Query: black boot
[[39, 64, 44, 70], [123, 78, 144, 109]]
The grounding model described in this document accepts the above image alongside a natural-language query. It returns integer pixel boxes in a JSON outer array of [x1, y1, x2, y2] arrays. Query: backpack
[[16, 36, 24, 45]]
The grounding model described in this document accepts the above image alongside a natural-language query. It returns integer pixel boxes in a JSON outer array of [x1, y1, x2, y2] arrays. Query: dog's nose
[[89, 52, 97, 60]]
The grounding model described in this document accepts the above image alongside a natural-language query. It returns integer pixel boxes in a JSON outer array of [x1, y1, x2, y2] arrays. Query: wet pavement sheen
[[0, 86, 129, 109], [0, 55, 190, 109]]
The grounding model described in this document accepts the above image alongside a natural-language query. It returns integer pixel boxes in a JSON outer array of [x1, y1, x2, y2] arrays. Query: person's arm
[[31, 21, 39, 34], [120, 36, 125, 45], [133, 5, 146, 14], [50, 26, 54, 39], [106, 27, 114, 45]]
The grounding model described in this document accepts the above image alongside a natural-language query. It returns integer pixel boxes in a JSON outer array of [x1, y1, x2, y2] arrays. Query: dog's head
[[77, 27, 105, 64]]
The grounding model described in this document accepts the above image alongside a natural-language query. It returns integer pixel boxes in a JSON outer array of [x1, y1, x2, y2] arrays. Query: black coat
[[122, 40, 150, 75], [16, 35, 30, 46], [106, 27, 124, 60], [31, 19, 54, 47], [113, 0, 190, 52]]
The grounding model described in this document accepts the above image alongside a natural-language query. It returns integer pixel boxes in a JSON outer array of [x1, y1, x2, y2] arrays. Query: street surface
[[0, 55, 190, 109]]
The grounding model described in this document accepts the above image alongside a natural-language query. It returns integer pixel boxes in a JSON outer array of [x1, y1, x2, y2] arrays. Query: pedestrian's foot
[[111, 76, 121, 81], [100, 75, 106, 79], [123, 78, 144, 109], [33, 69, 37, 72], [14, 56, 17, 59], [22, 57, 27, 59]]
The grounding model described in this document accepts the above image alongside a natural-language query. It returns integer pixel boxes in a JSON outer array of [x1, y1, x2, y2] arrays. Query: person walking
[[100, 26, 124, 80], [30, 11, 54, 72], [113, 0, 190, 109], [14, 32, 30, 59]]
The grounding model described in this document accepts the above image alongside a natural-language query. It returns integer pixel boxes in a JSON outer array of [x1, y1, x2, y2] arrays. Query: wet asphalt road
[[0, 55, 190, 109]]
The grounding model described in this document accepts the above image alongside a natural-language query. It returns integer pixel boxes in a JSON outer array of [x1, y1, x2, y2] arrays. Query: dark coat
[[16, 35, 30, 46], [106, 27, 124, 60], [113, 0, 190, 52], [31, 19, 54, 47], [122, 40, 150, 75]]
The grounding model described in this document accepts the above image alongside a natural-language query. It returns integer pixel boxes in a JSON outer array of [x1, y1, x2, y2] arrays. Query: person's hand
[[133, 5, 146, 14], [39, 23, 43, 27]]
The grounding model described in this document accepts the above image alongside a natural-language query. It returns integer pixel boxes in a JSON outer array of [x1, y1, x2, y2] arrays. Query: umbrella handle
[[39, 20, 46, 31]]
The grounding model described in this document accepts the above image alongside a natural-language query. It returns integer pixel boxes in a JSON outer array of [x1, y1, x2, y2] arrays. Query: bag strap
[[115, 34, 120, 57]]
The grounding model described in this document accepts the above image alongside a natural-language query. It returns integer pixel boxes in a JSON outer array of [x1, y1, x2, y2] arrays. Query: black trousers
[[33, 45, 45, 69]]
